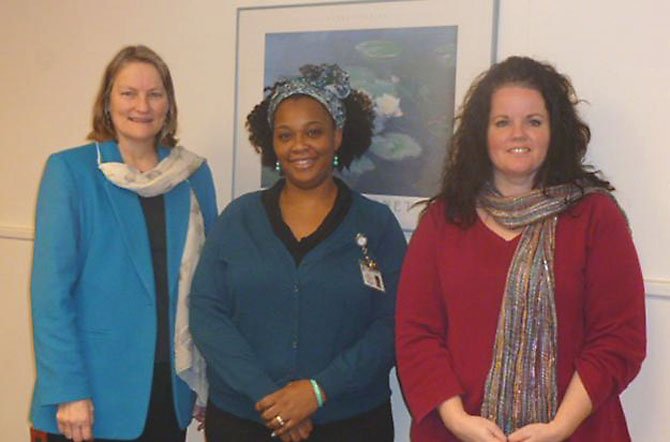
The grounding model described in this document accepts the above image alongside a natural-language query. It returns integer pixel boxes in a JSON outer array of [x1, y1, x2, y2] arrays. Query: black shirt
[[261, 178, 352, 265], [139, 195, 170, 364]]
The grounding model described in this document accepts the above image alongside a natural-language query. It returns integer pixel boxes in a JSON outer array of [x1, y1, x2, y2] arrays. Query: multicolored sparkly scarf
[[478, 183, 608, 434]]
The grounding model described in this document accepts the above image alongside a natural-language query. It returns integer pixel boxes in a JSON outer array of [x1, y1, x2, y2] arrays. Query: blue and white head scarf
[[267, 64, 352, 129]]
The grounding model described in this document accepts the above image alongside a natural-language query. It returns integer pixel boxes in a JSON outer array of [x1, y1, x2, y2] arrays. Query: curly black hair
[[245, 81, 375, 171], [433, 56, 613, 227]]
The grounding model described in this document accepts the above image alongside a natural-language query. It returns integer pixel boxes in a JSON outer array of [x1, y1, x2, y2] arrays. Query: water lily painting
[[260, 26, 457, 199], [234, 0, 498, 231]]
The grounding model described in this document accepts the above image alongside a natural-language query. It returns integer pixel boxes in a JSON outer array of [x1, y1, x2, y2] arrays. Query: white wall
[[0, 237, 34, 440], [1, 1, 668, 441]]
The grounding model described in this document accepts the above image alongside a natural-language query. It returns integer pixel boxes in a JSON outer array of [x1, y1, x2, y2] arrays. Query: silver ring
[[275, 415, 285, 427]]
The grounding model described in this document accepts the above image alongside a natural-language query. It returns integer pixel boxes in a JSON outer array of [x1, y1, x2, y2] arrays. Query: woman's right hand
[[256, 380, 319, 436], [438, 396, 506, 442], [448, 415, 507, 442], [56, 399, 94, 442]]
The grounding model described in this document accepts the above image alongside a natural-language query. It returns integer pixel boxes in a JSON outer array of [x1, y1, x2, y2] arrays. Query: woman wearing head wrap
[[190, 64, 406, 442], [395, 56, 645, 441]]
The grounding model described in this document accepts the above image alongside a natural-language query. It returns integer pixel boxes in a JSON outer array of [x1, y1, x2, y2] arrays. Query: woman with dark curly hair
[[190, 64, 406, 442], [396, 56, 645, 441]]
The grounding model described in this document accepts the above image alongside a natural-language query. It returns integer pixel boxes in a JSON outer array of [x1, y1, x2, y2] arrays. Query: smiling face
[[272, 95, 343, 191], [487, 85, 550, 195], [109, 62, 169, 149]]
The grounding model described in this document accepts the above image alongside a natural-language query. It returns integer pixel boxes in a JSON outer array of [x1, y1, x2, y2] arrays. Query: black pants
[[48, 363, 185, 442], [205, 400, 394, 442]]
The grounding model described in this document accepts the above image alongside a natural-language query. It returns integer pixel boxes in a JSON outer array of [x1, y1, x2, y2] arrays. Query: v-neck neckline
[[476, 212, 522, 244], [260, 180, 353, 266]]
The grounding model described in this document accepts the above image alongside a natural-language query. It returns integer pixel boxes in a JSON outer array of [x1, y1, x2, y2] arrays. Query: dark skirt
[[205, 399, 394, 442], [47, 363, 186, 442]]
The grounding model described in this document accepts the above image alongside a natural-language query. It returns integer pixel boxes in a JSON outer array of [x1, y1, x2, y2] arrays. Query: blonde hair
[[87, 45, 178, 146]]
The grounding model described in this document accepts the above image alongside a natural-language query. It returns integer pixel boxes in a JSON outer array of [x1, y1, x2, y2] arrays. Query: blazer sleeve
[[31, 154, 92, 405], [313, 208, 407, 400], [395, 204, 465, 424], [575, 196, 646, 410], [191, 161, 218, 230]]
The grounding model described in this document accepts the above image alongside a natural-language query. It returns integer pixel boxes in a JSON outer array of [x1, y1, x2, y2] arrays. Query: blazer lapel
[[99, 142, 155, 300]]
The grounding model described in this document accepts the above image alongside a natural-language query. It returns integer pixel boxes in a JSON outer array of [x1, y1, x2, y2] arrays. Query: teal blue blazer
[[30, 141, 218, 439]]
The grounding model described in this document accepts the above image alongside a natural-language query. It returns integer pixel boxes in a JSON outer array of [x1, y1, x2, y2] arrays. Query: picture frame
[[233, 0, 499, 232]]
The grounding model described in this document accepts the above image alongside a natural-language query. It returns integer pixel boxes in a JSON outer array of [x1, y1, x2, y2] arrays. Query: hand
[[278, 419, 314, 442], [193, 404, 206, 431], [438, 396, 506, 442], [56, 399, 94, 442], [508, 422, 565, 442], [449, 414, 507, 442], [255, 380, 319, 437]]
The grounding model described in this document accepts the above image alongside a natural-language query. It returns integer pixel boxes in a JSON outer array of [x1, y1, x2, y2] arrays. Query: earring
[[333, 155, 340, 168], [275, 161, 281, 173]]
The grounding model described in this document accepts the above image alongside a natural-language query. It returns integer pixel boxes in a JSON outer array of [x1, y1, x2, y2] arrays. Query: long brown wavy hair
[[433, 56, 612, 227]]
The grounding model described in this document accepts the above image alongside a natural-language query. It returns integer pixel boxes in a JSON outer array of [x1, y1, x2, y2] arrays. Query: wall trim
[[645, 279, 670, 300], [1, 223, 668, 299], [0, 225, 34, 241]]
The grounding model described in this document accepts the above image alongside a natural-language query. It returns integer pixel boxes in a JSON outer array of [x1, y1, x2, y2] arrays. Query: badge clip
[[356, 233, 385, 293]]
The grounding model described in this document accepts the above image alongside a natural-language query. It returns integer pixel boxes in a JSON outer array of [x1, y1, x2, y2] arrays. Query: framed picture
[[233, 0, 499, 232]]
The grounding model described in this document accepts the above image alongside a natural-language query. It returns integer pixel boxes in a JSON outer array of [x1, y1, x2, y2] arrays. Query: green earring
[[275, 161, 281, 173], [333, 155, 339, 168]]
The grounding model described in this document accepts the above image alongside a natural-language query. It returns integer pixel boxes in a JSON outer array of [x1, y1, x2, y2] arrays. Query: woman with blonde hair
[[30, 45, 217, 442]]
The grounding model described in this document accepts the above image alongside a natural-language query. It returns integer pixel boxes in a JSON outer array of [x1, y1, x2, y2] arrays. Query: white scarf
[[96, 143, 208, 406]]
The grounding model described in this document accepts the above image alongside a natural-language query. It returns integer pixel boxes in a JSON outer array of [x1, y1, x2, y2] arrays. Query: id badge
[[360, 260, 386, 293], [355, 232, 385, 293]]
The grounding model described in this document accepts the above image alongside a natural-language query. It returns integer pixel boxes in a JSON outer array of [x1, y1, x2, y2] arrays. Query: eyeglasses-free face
[[487, 85, 550, 196], [109, 61, 169, 150], [272, 95, 342, 191]]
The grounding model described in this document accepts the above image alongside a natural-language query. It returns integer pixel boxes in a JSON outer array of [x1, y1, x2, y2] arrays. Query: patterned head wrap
[[267, 63, 351, 129]]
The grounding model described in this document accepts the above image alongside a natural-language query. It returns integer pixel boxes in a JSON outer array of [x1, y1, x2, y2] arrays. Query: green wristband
[[310, 379, 324, 408]]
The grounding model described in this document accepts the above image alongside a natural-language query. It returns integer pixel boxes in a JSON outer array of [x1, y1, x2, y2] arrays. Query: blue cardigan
[[30, 141, 218, 439], [190, 189, 407, 424]]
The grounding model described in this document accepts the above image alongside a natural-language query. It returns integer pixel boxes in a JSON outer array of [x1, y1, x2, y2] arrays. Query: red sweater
[[396, 194, 646, 441]]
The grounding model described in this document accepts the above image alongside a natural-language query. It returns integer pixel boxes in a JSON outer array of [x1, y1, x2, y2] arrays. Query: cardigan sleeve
[[31, 154, 92, 405], [313, 207, 407, 400], [189, 210, 280, 403], [395, 203, 465, 424], [574, 195, 646, 410]]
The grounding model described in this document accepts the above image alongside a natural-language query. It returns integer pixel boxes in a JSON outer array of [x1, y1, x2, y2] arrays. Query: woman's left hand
[[507, 422, 565, 442], [255, 380, 319, 436], [278, 419, 314, 442]]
